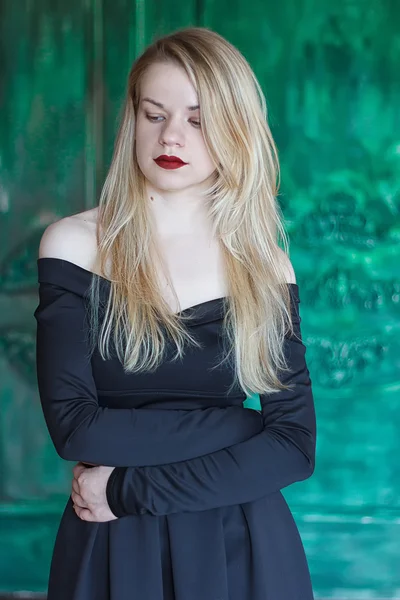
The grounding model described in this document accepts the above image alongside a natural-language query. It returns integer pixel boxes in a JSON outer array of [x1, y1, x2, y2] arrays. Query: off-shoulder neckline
[[37, 257, 299, 314], [38, 257, 113, 285]]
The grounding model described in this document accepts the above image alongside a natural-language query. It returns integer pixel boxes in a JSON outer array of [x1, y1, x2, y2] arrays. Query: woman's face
[[135, 62, 216, 194]]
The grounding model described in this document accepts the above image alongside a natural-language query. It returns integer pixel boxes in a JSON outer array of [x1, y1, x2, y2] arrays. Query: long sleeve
[[34, 277, 263, 467], [106, 288, 316, 516]]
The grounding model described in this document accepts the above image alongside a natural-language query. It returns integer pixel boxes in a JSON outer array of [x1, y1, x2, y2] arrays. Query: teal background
[[1, 0, 399, 597]]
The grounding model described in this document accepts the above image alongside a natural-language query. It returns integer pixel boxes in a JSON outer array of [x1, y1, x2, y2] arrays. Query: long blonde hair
[[88, 26, 296, 397]]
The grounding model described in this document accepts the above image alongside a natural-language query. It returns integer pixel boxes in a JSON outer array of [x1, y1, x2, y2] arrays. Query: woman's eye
[[145, 114, 201, 128], [146, 114, 163, 123]]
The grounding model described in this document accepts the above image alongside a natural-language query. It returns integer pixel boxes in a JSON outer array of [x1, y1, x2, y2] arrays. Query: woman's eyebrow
[[142, 97, 200, 111]]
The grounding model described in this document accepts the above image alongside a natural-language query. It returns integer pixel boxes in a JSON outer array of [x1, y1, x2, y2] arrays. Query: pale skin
[[71, 463, 117, 522], [47, 61, 295, 521]]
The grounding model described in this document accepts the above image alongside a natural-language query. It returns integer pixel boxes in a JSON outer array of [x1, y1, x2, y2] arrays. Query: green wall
[[1, 0, 399, 597]]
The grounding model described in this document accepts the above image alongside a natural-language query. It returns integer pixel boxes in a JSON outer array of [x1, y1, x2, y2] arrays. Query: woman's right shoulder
[[38, 207, 99, 271]]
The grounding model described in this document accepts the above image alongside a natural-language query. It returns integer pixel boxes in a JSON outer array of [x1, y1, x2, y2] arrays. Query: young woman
[[35, 26, 316, 600]]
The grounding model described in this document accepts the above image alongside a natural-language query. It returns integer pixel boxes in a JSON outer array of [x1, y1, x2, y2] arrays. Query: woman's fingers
[[72, 463, 86, 479], [73, 505, 96, 521], [71, 490, 88, 508]]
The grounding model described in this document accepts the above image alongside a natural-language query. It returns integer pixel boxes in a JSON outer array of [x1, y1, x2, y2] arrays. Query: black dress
[[34, 257, 316, 600]]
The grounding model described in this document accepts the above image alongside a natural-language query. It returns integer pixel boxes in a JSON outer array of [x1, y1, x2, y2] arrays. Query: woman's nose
[[159, 119, 185, 147]]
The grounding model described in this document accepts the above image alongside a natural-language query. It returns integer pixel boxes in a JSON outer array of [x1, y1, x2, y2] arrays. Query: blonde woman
[[35, 27, 316, 600]]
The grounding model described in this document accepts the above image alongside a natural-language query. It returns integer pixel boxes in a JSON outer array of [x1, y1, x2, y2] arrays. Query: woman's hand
[[71, 462, 118, 522]]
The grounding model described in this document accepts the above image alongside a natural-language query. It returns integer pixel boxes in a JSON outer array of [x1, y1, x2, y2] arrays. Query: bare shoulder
[[38, 207, 99, 271], [276, 247, 297, 284]]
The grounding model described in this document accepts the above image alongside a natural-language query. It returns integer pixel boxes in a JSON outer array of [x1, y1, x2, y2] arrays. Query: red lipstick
[[154, 155, 188, 170]]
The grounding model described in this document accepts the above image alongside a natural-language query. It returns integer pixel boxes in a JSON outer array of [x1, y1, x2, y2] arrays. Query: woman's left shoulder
[[276, 248, 297, 285]]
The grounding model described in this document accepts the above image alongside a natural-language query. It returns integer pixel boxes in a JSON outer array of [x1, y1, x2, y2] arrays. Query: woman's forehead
[[140, 64, 199, 109]]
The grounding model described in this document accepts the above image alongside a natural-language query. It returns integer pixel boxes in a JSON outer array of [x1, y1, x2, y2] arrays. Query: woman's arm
[[35, 280, 263, 467], [106, 294, 316, 516]]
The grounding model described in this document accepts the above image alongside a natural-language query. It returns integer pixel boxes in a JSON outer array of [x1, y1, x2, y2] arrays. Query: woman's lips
[[154, 157, 188, 170]]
